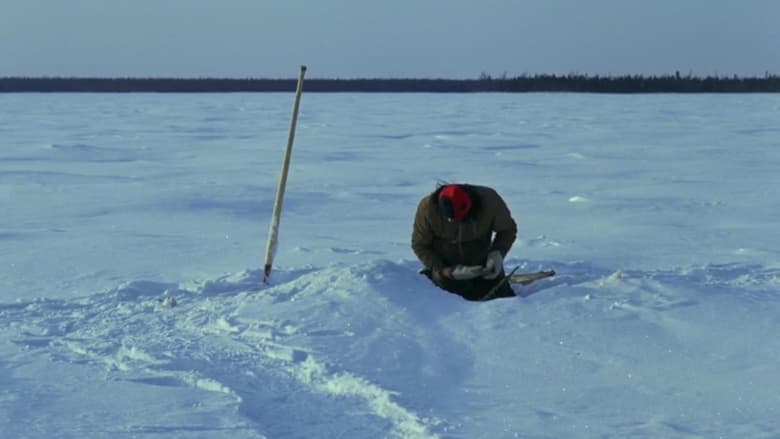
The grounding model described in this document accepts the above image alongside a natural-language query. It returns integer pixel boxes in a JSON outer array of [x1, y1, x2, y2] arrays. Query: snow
[[2, 92, 780, 438]]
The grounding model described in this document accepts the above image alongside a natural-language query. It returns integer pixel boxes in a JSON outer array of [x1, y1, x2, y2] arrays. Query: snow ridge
[[2, 261, 444, 438], [3, 259, 780, 438]]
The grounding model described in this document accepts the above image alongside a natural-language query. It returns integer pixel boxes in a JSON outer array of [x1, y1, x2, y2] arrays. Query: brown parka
[[411, 184, 517, 272]]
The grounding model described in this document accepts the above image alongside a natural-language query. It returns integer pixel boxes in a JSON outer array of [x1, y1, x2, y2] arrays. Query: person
[[412, 183, 518, 301]]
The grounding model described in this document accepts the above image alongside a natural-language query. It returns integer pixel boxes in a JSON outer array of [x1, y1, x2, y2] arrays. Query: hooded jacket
[[411, 184, 517, 271]]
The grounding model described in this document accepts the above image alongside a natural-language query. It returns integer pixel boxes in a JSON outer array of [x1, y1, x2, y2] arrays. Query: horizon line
[[3, 73, 779, 81]]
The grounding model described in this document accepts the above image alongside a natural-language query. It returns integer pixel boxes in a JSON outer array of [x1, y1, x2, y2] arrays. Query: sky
[[1, 0, 779, 79]]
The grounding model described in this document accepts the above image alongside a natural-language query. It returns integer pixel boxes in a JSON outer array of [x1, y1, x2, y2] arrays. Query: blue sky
[[2, 0, 778, 78]]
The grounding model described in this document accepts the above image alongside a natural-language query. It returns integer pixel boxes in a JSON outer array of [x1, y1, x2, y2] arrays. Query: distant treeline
[[2, 73, 779, 93]]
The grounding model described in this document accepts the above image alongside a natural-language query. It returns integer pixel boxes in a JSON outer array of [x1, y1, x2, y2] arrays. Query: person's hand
[[446, 265, 487, 280], [483, 250, 503, 280]]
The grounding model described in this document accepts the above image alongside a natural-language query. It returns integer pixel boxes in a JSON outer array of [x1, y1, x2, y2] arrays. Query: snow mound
[[3, 260, 780, 438], [2, 261, 455, 438]]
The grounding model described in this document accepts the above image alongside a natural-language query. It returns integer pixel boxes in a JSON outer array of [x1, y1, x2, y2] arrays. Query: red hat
[[438, 184, 472, 221]]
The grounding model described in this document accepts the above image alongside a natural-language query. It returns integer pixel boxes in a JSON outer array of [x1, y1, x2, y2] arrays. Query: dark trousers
[[421, 269, 515, 301]]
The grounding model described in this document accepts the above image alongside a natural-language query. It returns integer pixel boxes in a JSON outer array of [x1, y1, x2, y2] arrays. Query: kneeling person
[[412, 183, 517, 301]]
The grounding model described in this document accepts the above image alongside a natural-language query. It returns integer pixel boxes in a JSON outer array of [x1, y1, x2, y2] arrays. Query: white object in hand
[[450, 265, 488, 280], [483, 250, 503, 280]]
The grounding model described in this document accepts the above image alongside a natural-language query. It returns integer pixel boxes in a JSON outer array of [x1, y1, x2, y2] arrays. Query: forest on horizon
[[1, 73, 779, 93]]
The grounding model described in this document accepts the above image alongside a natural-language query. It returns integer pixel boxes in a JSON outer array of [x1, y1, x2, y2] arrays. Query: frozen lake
[[1, 92, 779, 438]]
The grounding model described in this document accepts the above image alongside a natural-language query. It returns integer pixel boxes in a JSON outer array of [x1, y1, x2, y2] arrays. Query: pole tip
[[263, 263, 272, 284], [300, 65, 307, 72]]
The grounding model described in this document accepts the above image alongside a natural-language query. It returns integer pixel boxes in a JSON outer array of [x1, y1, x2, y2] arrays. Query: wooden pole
[[264, 65, 307, 283]]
